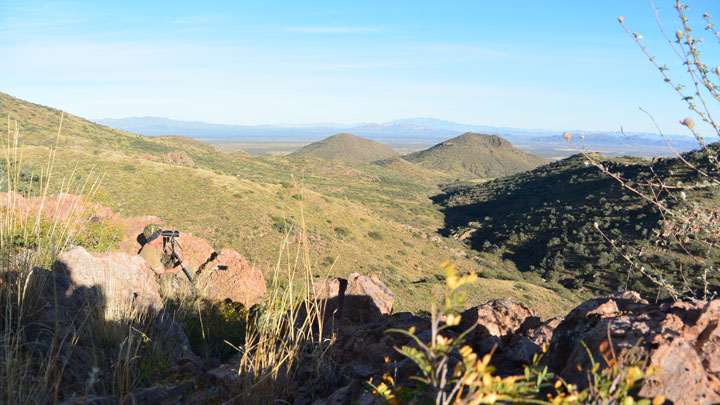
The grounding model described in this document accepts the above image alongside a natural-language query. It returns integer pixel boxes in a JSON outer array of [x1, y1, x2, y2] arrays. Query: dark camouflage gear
[[143, 223, 163, 241]]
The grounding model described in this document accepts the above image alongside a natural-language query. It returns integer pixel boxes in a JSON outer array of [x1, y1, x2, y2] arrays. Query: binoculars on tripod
[[161, 230, 180, 237]]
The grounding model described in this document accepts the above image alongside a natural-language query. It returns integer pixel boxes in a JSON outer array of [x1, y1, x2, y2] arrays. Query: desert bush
[[168, 298, 248, 361], [71, 217, 125, 252], [333, 226, 351, 238], [368, 230, 384, 240], [566, 0, 720, 300]]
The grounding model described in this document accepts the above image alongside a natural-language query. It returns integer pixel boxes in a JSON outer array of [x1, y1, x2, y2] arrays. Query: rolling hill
[[434, 149, 720, 299], [0, 91, 581, 316], [403, 132, 547, 179], [289, 133, 399, 163]]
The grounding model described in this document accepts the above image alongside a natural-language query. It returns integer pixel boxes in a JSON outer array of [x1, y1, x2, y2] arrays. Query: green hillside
[[289, 133, 399, 163], [0, 91, 581, 316], [403, 132, 547, 179], [436, 150, 720, 298]]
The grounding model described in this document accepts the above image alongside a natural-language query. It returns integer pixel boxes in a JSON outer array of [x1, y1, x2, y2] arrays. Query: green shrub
[[368, 231, 383, 240], [333, 226, 350, 238], [72, 218, 125, 252]]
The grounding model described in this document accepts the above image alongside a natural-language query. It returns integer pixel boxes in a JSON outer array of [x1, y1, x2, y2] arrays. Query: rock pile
[[165, 150, 195, 167], [307, 288, 720, 404], [46, 265, 720, 404]]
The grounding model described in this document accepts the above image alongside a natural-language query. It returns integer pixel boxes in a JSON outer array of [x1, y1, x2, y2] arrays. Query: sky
[[1, 0, 720, 134]]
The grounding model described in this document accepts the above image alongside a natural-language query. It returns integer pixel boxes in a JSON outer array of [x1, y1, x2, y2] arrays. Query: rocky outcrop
[[26, 247, 193, 402], [544, 291, 720, 404], [117, 215, 163, 254], [117, 214, 266, 308], [308, 289, 720, 404], [313, 273, 394, 322], [346, 273, 394, 316], [176, 233, 215, 270], [0, 192, 115, 220], [460, 298, 539, 340], [195, 248, 267, 308], [45, 270, 720, 404], [165, 150, 195, 167], [53, 245, 163, 315]]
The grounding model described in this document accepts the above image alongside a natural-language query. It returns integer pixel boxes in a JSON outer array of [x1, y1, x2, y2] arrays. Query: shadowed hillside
[[435, 150, 720, 298], [289, 133, 399, 163], [403, 132, 547, 179]]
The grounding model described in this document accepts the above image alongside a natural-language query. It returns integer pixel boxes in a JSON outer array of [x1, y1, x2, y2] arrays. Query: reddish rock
[[175, 233, 215, 270], [346, 272, 394, 316], [117, 215, 164, 254], [195, 248, 266, 308], [525, 316, 563, 347], [313, 277, 346, 318], [460, 298, 539, 342], [545, 291, 720, 404], [0, 192, 118, 233], [53, 245, 163, 313], [506, 316, 563, 364], [165, 150, 195, 167], [314, 277, 343, 299], [311, 273, 393, 323]]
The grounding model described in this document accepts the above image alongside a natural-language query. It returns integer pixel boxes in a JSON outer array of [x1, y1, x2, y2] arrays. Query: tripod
[[163, 232, 194, 284]]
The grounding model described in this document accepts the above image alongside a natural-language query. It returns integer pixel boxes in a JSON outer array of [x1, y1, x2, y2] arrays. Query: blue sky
[[1, 0, 719, 134]]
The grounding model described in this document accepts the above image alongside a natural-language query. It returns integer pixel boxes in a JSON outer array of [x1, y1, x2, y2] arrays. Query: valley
[[1, 91, 584, 316]]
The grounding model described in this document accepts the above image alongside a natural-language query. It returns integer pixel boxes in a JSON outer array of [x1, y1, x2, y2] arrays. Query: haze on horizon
[[2, 0, 719, 135]]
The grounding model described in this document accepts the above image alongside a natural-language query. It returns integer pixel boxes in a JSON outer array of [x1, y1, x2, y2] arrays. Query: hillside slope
[[0, 91, 581, 315], [435, 150, 720, 298], [289, 133, 399, 163], [403, 132, 546, 179]]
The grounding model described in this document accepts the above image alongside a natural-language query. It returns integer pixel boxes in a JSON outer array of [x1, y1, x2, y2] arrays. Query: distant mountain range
[[95, 116, 701, 158], [95, 116, 687, 141]]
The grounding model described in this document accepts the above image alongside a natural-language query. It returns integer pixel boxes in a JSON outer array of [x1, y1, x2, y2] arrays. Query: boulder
[[544, 291, 720, 404], [175, 233, 215, 271], [0, 192, 106, 220], [313, 273, 394, 322], [346, 273, 394, 317], [506, 316, 563, 364], [313, 273, 395, 322], [460, 298, 539, 344], [195, 248, 266, 308], [313, 277, 346, 318], [165, 150, 195, 167], [117, 215, 164, 254], [52, 245, 163, 315]]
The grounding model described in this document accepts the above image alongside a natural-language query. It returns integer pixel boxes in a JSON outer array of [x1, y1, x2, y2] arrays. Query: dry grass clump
[[228, 197, 335, 402], [0, 116, 170, 403]]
